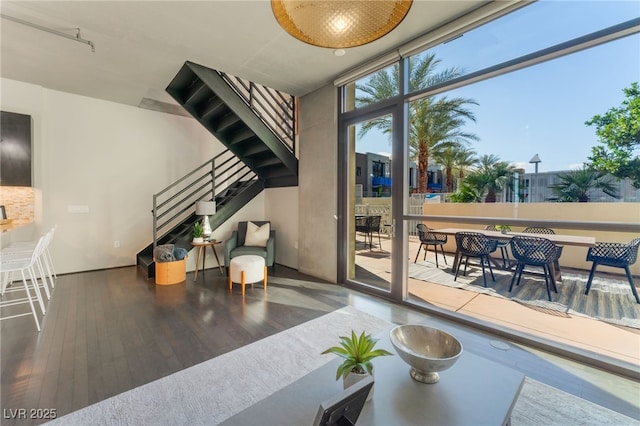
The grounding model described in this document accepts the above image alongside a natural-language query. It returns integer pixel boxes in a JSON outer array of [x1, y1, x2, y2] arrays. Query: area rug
[[48, 306, 638, 425], [409, 260, 640, 329]]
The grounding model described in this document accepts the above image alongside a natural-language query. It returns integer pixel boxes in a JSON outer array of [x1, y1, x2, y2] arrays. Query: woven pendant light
[[271, 0, 413, 48]]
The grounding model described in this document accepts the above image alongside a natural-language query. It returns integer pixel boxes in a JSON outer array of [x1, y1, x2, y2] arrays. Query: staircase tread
[[200, 97, 226, 118]]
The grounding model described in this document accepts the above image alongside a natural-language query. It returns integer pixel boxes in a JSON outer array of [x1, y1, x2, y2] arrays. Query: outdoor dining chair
[[485, 225, 511, 268], [523, 226, 562, 272], [356, 216, 382, 251], [415, 224, 448, 268], [523, 226, 556, 235], [584, 238, 640, 304], [454, 232, 498, 287], [509, 235, 563, 301]]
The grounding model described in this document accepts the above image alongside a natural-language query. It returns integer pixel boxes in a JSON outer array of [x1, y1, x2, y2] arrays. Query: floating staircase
[[166, 61, 298, 187], [136, 62, 298, 277]]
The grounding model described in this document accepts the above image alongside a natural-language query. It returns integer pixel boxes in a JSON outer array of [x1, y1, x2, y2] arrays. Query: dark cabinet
[[1, 111, 32, 187]]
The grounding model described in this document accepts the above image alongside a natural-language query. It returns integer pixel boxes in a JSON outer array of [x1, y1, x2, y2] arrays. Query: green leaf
[[321, 329, 393, 381]]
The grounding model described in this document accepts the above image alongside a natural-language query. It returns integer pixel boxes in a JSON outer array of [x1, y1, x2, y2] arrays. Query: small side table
[[191, 239, 223, 281]]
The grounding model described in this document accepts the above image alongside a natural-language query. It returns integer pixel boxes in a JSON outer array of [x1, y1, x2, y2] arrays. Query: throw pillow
[[244, 221, 270, 247]]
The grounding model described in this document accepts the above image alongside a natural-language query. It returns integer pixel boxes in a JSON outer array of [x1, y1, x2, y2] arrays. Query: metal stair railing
[[219, 71, 297, 157], [152, 149, 258, 249]]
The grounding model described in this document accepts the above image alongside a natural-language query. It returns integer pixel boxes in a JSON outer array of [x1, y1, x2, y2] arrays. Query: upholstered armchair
[[224, 221, 276, 275]]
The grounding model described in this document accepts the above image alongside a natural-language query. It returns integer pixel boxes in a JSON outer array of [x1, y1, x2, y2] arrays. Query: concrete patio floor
[[354, 235, 640, 367]]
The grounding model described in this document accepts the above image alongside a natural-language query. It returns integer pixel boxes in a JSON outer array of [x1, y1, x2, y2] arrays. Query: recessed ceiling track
[[0, 13, 95, 52]]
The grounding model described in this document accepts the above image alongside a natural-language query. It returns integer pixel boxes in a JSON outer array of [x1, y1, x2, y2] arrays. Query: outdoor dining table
[[433, 227, 596, 281]]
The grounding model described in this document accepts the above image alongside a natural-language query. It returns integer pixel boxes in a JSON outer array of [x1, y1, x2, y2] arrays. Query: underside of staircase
[[167, 61, 297, 188], [136, 62, 298, 278]]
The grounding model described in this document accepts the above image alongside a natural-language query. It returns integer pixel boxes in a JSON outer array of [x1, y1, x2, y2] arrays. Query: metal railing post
[[152, 194, 158, 250], [249, 81, 254, 109], [211, 157, 216, 201]]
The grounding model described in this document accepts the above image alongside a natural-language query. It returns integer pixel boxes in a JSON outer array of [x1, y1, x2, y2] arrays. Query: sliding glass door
[[339, 103, 405, 298]]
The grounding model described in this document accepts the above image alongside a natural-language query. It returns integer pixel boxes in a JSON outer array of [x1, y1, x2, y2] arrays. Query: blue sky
[[356, 0, 640, 174]]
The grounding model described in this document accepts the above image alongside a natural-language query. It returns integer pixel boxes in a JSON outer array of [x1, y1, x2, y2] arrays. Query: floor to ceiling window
[[338, 0, 640, 365]]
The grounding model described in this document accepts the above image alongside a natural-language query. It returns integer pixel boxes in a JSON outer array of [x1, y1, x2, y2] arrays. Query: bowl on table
[[389, 324, 463, 384]]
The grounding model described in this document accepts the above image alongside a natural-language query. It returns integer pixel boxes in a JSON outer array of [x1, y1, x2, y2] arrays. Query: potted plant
[[192, 222, 204, 243], [321, 330, 393, 401], [496, 224, 511, 234]]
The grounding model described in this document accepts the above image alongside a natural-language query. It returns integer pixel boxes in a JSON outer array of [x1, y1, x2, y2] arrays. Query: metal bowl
[[389, 324, 463, 384]]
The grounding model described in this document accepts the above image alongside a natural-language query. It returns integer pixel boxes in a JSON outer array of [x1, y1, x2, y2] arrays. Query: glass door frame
[[337, 99, 408, 301]]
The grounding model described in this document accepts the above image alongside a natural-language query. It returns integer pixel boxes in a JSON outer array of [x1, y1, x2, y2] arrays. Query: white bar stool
[[0, 236, 49, 331], [2, 230, 54, 302]]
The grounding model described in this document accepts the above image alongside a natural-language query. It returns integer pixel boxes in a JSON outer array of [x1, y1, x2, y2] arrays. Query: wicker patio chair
[[509, 236, 563, 301], [414, 224, 448, 268], [485, 225, 511, 268], [523, 226, 556, 235], [355, 216, 368, 243], [367, 215, 382, 250], [356, 215, 382, 250], [523, 226, 562, 271], [454, 232, 498, 287], [585, 238, 640, 304]]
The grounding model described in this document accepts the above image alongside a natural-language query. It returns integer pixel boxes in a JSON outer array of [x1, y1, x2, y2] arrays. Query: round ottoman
[[228, 255, 267, 296]]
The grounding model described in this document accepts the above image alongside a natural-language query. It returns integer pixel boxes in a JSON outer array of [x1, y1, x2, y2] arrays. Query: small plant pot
[[501, 229, 508, 235], [192, 237, 204, 244], [344, 371, 374, 402]]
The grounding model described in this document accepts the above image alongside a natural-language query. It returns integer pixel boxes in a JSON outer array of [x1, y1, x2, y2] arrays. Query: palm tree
[[433, 144, 477, 193], [464, 154, 516, 203], [549, 167, 619, 202], [357, 53, 479, 193], [432, 146, 457, 193], [453, 146, 478, 184], [449, 181, 482, 203]]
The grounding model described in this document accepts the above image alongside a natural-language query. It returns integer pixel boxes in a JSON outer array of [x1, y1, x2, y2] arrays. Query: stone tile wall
[[0, 186, 35, 231]]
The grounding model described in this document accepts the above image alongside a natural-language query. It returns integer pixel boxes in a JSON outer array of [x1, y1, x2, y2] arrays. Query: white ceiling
[[1, 1, 488, 109]]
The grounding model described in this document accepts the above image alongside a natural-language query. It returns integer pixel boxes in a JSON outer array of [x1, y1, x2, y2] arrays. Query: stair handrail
[[219, 71, 296, 157], [152, 149, 257, 250]]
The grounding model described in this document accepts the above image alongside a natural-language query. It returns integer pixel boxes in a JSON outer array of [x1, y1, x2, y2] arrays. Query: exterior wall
[[523, 170, 640, 203], [367, 152, 391, 197], [298, 84, 338, 282], [422, 202, 640, 275], [355, 152, 367, 196]]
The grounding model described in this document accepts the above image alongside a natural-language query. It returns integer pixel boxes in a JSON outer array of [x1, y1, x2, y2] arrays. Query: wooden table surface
[[190, 239, 223, 279]]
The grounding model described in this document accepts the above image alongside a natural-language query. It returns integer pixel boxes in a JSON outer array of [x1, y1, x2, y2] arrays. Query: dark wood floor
[[1, 265, 639, 425]]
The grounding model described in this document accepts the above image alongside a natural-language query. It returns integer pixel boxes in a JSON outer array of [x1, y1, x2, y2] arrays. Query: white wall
[[1, 78, 221, 273], [1, 78, 300, 275], [188, 188, 299, 272]]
